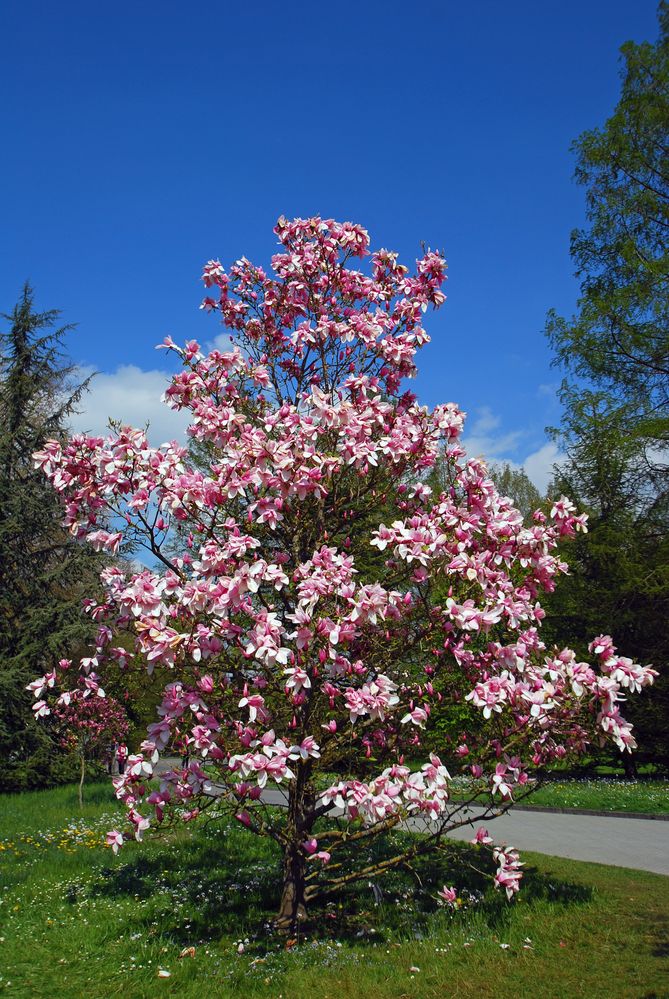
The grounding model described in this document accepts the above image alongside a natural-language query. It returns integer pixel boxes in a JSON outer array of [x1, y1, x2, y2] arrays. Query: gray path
[[156, 764, 668, 876], [256, 787, 669, 876], [443, 807, 669, 876]]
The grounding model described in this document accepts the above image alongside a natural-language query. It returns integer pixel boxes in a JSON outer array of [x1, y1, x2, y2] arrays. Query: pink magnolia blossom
[[493, 845, 524, 900], [471, 827, 493, 846], [106, 830, 124, 854]]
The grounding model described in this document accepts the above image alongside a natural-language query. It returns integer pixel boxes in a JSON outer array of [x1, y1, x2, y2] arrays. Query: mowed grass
[[444, 775, 669, 815], [523, 778, 669, 815], [0, 782, 668, 999]]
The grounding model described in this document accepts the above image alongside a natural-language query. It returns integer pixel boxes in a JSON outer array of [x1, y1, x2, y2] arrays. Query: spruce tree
[[0, 284, 102, 790]]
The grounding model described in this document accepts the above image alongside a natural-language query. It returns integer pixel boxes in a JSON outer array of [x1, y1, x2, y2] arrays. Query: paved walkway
[[443, 806, 669, 876], [256, 788, 669, 876], [156, 763, 669, 876]]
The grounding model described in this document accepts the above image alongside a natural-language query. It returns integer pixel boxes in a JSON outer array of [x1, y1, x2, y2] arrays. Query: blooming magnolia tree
[[30, 665, 128, 806], [32, 217, 656, 929]]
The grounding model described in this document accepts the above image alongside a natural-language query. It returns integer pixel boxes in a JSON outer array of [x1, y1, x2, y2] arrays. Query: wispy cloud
[[69, 365, 190, 445], [536, 382, 559, 400], [462, 406, 562, 493], [522, 442, 561, 492], [210, 332, 235, 352], [462, 406, 524, 461]]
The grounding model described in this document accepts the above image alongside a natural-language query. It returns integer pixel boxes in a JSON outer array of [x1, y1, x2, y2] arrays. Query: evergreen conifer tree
[[0, 284, 103, 790]]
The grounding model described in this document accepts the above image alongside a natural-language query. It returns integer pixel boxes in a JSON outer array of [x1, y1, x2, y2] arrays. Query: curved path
[[443, 806, 669, 876], [155, 764, 669, 876], [258, 788, 669, 876]]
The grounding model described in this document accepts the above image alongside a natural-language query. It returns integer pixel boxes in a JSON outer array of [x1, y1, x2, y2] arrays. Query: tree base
[[274, 876, 309, 934]]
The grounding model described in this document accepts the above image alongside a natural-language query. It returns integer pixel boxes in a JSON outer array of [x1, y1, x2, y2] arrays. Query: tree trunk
[[623, 752, 638, 780], [274, 773, 313, 931], [276, 843, 308, 931], [78, 753, 85, 808]]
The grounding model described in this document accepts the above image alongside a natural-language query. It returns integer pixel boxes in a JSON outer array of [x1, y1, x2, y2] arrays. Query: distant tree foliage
[[488, 463, 544, 524], [545, 4, 669, 773], [546, 1, 669, 452], [0, 284, 103, 791], [543, 392, 669, 772]]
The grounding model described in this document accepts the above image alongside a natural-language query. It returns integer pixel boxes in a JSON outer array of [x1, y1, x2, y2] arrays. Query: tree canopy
[[544, 4, 669, 772], [546, 2, 669, 452]]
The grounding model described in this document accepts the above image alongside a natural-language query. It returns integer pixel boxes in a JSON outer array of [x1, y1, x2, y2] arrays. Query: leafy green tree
[[0, 284, 103, 790], [544, 394, 669, 774], [546, 2, 669, 455], [545, 5, 669, 773], [489, 463, 544, 524]]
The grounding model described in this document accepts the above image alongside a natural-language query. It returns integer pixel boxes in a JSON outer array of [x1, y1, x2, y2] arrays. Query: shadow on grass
[[79, 824, 592, 948], [650, 914, 669, 958], [87, 825, 283, 942]]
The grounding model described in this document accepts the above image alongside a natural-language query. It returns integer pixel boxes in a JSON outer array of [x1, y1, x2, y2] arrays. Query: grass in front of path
[[1, 781, 668, 999]]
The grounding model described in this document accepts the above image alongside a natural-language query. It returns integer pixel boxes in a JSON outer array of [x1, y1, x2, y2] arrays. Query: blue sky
[[1, 1, 661, 489]]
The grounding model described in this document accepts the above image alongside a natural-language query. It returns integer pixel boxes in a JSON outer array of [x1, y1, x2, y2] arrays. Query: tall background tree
[[545, 3, 669, 772], [488, 463, 543, 524], [546, 1, 668, 453], [0, 284, 104, 790]]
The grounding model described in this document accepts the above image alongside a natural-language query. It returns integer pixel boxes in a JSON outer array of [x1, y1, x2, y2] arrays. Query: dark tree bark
[[276, 841, 308, 930], [275, 772, 314, 930], [78, 752, 86, 808]]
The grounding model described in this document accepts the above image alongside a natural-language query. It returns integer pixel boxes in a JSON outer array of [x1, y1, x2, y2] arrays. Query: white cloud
[[645, 445, 669, 468], [461, 407, 563, 494], [462, 407, 524, 461], [522, 442, 562, 493], [537, 382, 559, 400], [468, 406, 501, 435], [69, 365, 190, 446], [210, 332, 235, 352]]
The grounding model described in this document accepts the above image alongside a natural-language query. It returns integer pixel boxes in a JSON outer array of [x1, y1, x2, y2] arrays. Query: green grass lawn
[[521, 778, 669, 814], [443, 775, 669, 815], [1, 782, 668, 999]]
